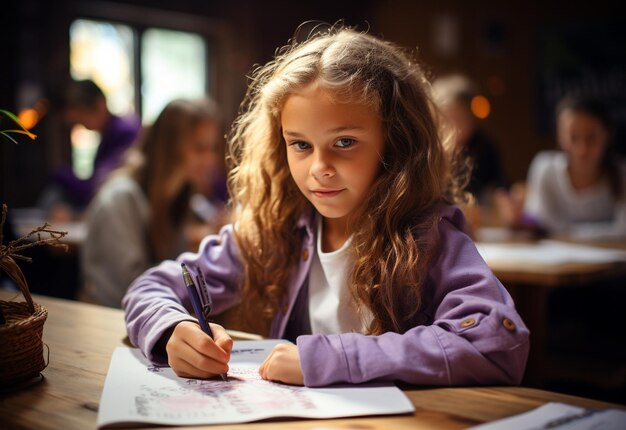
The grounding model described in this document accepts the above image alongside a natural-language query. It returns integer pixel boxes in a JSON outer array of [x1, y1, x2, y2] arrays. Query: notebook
[[97, 340, 415, 428]]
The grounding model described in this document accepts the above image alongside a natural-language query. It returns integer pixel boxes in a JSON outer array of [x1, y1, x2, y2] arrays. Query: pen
[[181, 263, 228, 382]]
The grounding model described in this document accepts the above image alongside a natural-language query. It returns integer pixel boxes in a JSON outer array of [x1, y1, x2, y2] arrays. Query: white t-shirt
[[524, 150, 626, 240], [308, 218, 373, 334]]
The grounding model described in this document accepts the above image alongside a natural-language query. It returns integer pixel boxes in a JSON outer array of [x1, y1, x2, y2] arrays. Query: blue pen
[[181, 263, 228, 382]]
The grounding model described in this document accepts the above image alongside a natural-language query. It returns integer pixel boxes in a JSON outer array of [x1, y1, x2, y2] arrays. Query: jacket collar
[[296, 205, 317, 245]]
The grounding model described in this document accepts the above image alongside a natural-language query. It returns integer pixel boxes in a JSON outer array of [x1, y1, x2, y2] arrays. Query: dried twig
[[0, 204, 68, 263]]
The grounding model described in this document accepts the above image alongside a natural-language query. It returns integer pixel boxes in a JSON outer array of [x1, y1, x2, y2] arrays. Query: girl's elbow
[[507, 341, 530, 385], [483, 340, 530, 386], [448, 340, 530, 387]]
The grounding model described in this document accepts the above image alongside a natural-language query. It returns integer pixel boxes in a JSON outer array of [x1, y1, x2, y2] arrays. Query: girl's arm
[[296, 213, 530, 387], [122, 223, 243, 365]]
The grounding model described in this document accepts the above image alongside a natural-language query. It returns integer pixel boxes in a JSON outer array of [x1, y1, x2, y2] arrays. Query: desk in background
[[5, 207, 85, 300], [0, 289, 623, 430], [476, 233, 626, 399]]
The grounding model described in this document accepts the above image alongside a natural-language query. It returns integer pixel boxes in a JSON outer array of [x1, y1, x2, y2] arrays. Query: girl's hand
[[166, 321, 233, 379], [258, 343, 304, 385]]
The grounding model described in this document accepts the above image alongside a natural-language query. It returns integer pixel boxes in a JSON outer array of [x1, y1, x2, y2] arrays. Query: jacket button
[[502, 318, 516, 332], [302, 249, 309, 261], [460, 318, 476, 328]]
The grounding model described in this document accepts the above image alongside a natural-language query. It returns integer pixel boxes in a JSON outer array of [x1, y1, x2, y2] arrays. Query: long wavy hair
[[119, 98, 219, 261], [227, 26, 467, 336]]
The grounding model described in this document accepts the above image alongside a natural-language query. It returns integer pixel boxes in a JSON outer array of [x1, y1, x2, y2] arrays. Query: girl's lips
[[311, 189, 344, 198]]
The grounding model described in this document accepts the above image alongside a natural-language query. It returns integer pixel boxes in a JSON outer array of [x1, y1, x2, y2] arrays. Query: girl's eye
[[290, 141, 311, 151], [335, 138, 355, 148]]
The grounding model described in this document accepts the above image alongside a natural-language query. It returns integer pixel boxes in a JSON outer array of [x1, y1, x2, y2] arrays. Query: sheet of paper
[[468, 402, 626, 430], [476, 240, 626, 266], [97, 341, 414, 428]]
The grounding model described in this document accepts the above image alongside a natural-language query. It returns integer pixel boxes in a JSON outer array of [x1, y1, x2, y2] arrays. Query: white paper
[[476, 240, 626, 267], [97, 341, 414, 428], [468, 402, 626, 430]]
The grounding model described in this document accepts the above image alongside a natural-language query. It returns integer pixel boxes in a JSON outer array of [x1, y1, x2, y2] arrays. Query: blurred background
[[1, 0, 625, 206], [0, 0, 624, 403]]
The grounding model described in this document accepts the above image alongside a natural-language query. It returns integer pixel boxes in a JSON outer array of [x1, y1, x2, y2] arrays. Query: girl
[[498, 97, 626, 240], [81, 98, 228, 308], [123, 27, 529, 387]]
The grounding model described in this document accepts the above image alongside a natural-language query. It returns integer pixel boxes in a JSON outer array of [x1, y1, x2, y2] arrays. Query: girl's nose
[[310, 151, 335, 179]]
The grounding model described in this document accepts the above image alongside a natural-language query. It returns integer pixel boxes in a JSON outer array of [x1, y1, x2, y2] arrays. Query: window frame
[[71, 1, 229, 120]]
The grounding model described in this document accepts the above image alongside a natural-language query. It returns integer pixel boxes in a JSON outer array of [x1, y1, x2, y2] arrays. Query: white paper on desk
[[97, 341, 414, 428], [476, 240, 626, 266], [468, 402, 626, 430]]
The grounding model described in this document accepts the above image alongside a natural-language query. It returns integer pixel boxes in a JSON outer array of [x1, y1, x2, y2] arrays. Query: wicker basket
[[0, 256, 48, 387]]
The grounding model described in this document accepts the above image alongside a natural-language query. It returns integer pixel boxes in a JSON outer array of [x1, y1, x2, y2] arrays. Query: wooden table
[[475, 236, 626, 389], [1, 289, 623, 429]]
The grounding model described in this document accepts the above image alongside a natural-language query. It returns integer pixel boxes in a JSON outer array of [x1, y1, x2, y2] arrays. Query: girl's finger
[[178, 337, 229, 374], [210, 323, 233, 354], [258, 350, 275, 379], [170, 355, 214, 379], [184, 324, 230, 364]]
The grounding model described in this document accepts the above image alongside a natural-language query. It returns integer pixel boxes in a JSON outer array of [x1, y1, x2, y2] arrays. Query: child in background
[[40, 80, 141, 221], [123, 27, 529, 387], [80, 98, 228, 308], [497, 97, 626, 240]]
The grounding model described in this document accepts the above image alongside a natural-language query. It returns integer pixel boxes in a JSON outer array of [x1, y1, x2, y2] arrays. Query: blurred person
[[39, 79, 141, 221], [432, 74, 507, 205], [496, 96, 626, 240], [79, 98, 228, 307]]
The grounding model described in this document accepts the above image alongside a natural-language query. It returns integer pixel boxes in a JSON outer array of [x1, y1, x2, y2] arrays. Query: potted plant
[[0, 109, 67, 390]]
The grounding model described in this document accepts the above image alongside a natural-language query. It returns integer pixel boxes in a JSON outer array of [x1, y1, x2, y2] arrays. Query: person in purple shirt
[[123, 26, 529, 387], [40, 79, 140, 220]]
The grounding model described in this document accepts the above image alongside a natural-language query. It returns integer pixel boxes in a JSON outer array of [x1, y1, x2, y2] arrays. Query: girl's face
[[558, 109, 609, 171], [182, 120, 221, 190], [282, 84, 385, 226]]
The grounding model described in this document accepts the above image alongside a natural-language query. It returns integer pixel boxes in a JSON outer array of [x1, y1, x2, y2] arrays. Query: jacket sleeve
[[122, 223, 243, 365], [297, 216, 530, 387]]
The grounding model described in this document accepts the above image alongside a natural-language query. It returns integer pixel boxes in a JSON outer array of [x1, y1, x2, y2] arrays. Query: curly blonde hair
[[227, 26, 466, 335]]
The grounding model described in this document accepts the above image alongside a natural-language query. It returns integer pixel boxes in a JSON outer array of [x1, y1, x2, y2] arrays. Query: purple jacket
[[122, 205, 529, 387]]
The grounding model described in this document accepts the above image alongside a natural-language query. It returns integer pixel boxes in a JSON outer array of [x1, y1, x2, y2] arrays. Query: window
[[69, 18, 208, 178], [141, 28, 207, 124]]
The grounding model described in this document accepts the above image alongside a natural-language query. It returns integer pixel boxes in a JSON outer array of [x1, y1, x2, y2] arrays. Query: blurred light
[[471, 95, 491, 119], [16, 99, 49, 130], [18, 108, 39, 129]]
